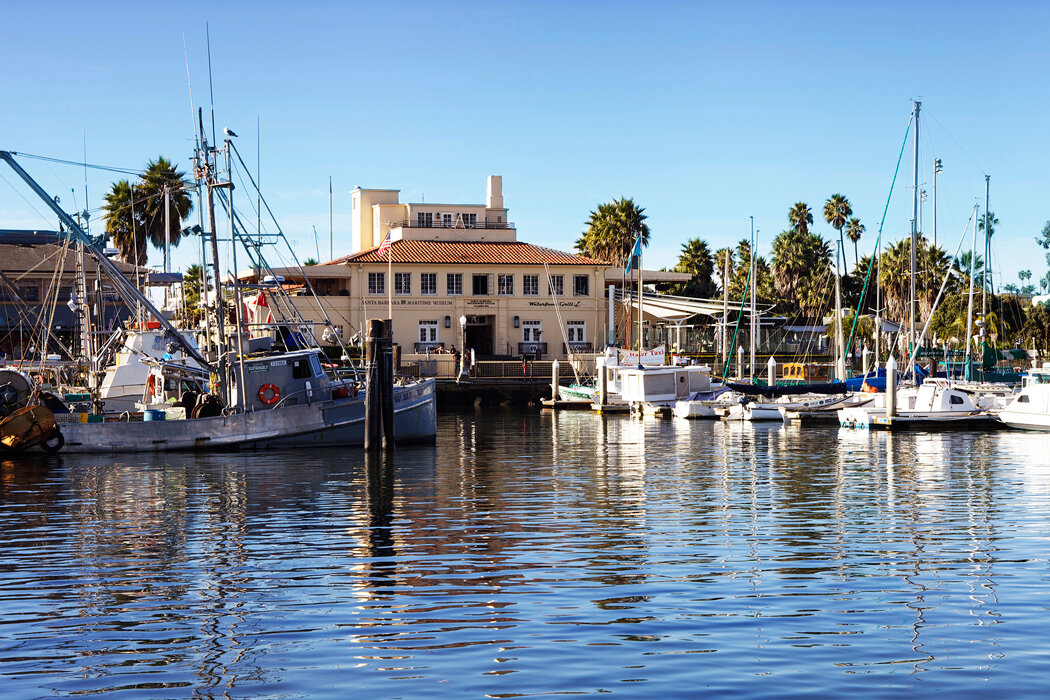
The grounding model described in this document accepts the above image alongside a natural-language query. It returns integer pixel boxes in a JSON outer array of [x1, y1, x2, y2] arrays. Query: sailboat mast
[[965, 203, 979, 380], [835, 239, 844, 381], [982, 174, 990, 323], [909, 100, 920, 370], [749, 216, 756, 381]]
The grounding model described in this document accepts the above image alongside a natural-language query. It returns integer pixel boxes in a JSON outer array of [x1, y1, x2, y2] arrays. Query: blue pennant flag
[[625, 236, 642, 274]]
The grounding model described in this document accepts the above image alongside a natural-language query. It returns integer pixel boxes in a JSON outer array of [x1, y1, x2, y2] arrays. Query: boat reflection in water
[[2, 411, 1048, 696]]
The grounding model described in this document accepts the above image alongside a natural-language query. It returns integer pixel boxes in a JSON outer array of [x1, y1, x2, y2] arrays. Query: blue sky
[[2, 0, 1049, 289]]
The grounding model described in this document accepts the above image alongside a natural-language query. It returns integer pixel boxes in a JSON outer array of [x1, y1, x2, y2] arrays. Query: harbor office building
[[257, 176, 610, 362]]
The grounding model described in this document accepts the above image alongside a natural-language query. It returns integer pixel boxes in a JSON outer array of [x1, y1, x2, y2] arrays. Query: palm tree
[[102, 179, 145, 265], [823, 194, 852, 270], [575, 197, 650, 266], [139, 157, 193, 251], [715, 247, 734, 293], [788, 202, 813, 236], [770, 229, 833, 319], [674, 238, 716, 297], [183, 263, 210, 319], [978, 210, 998, 238], [304, 258, 319, 266], [846, 217, 864, 267]]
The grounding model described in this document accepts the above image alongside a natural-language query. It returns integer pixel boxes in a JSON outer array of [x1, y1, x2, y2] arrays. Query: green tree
[[102, 179, 144, 265], [823, 194, 852, 272], [140, 157, 193, 250], [770, 228, 833, 319], [978, 210, 998, 238], [672, 238, 717, 297], [788, 202, 813, 236], [1022, 302, 1050, 354], [102, 156, 193, 266], [304, 258, 319, 266], [846, 217, 864, 268], [1036, 221, 1050, 250], [183, 262, 210, 313], [575, 197, 651, 266], [714, 247, 734, 292]]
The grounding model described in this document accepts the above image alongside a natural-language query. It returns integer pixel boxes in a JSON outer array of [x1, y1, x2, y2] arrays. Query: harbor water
[[3, 410, 1050, 697]]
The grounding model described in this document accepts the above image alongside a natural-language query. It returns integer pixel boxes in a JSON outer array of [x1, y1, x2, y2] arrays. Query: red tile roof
[[325, 240, 607, 266]]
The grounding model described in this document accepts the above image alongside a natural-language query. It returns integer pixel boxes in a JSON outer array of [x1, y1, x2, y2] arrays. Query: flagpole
[[387, 242, 392, 322]]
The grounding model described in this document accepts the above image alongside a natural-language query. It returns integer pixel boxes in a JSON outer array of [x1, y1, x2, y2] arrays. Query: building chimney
[[487, 175, 503, 210]]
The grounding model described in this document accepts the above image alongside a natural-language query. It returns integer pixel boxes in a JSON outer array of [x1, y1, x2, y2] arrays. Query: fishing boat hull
[[42, 379, 436, 453]]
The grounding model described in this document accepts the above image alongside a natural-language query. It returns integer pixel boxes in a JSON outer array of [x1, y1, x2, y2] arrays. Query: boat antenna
[[329, 175, 333, 260], [206, 23, 217, 149]]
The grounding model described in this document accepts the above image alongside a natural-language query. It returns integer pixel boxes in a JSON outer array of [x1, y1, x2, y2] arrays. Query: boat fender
[[41, 427, 64, 453], [147, 373, 156, 397], [258, 383, 280, 405]]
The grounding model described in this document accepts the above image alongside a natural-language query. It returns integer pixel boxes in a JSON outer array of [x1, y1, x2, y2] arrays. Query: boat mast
[[749, 216, 756, 381], [637, 239, 644, 366], [202, 125, 230, 405], [965, 203, 979, 380], [982, 174, 990, 327], [835, 239, 845, 381], [224, 136, 248, 410], [909, 100, 920, 378]]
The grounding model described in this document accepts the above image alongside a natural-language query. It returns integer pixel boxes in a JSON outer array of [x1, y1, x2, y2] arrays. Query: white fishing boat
[[998, 365, 1050, 430], [0, 147, 437, 454], [838, 377, 996, 430], [619, 364, 715, 414]]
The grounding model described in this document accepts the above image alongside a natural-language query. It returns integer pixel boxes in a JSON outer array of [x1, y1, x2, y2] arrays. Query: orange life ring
[[258, 383, 280, 405], [861, 381, 877, 393]]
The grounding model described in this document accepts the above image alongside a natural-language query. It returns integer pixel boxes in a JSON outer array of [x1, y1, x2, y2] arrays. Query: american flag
[[377, 232, 392, 256]]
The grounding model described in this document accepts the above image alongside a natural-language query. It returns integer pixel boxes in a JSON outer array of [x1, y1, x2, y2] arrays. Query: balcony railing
[[518, 342, 548, 356], [562, 342, 593, 354], [414, 341, 445, 353], [395, 219, 515, 230]]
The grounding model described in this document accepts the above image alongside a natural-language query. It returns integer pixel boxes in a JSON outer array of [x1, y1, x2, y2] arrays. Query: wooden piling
[[365, 318, 395, 452]]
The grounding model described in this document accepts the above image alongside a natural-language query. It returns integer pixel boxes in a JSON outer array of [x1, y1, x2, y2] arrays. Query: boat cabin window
[[1018, 395, 1030, 403], [292, 357, 312, 379], [949, 395, 964, 405], [310, 353, 324, 377]]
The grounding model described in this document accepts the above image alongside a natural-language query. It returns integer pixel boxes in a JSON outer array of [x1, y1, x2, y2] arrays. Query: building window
[[472, 274, 489, 296], [419, 320, 438, 343], [567, 321, 586, 343], [573, 275, 589, 296], [498, 274, 514, 295], [548, 275, 564, 297], [394, 272, 411, 295], [463, 213, 478, 228], [368, 272, 385, 295], [421, 273, 437, 295], [522, 320, 542, 342], [417, 212, 433, 228], [19, 284, 40, 302], [441, 213, 454, 228], [523, 274, 539, 296], [447, 273, 462, 295]]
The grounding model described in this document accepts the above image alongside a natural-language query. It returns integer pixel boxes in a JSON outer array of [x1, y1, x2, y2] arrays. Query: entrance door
[[463, 315, 493, 357]]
